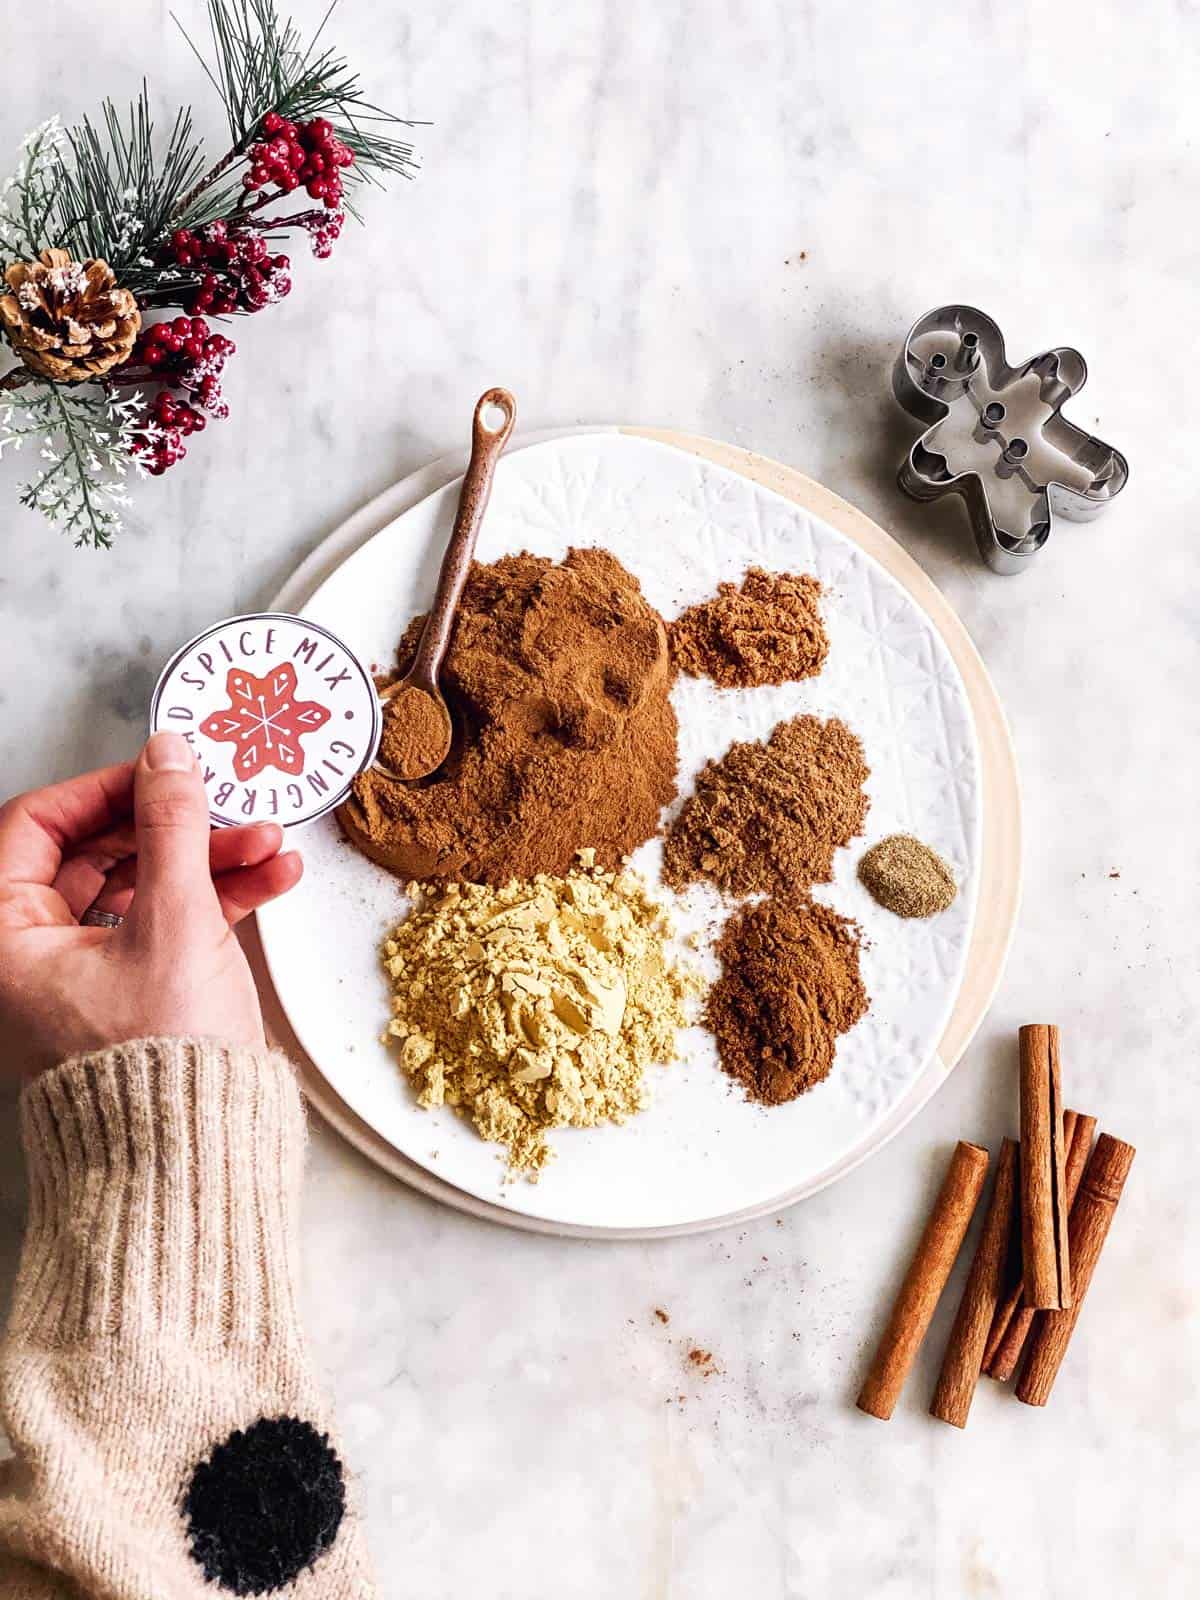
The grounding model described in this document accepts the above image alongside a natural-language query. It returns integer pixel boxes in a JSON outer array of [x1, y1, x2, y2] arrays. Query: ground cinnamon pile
[[706, 896, 868, 1103], [662, 715, 869, 898], [670, 567, 828, 688], [378, 686, 450, 779], [341, 548, 678, 882]]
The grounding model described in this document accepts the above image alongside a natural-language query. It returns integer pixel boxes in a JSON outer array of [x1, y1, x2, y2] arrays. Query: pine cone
[[0, 248, 140, 382]]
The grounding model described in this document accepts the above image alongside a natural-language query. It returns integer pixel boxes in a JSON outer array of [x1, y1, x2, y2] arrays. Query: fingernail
[[145, 731, 194, 772]]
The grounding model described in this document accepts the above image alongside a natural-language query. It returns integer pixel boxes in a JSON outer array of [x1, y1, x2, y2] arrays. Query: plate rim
[[247, 425, 1021, 1238]]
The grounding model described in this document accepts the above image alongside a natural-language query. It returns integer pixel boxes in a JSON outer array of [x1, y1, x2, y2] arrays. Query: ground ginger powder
[[381, 854, 697, 1176]]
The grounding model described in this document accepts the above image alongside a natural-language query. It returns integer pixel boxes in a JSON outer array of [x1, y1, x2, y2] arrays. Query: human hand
[[0, 731, 303, 1078]]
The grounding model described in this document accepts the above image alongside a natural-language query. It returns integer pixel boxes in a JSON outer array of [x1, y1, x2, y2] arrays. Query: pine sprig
[[0, 382, 149, 549], [172, 0, 418, 224], [50, 91, 210, 296], [0, 0, 419, 548]]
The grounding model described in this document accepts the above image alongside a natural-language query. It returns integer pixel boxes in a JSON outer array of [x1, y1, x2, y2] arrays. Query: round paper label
[[150, 612, 382, 829]]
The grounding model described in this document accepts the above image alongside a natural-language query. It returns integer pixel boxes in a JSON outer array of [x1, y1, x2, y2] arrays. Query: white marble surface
[[1, 1, 1197, 1594]]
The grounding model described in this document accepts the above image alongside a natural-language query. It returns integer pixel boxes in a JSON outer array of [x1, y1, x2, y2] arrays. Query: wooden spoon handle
[[410, 388, 516, 685]]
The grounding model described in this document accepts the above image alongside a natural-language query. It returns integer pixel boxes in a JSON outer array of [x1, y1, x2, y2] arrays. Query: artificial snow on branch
[[0, 121, 67, 263], [0, 383, 149, 549]]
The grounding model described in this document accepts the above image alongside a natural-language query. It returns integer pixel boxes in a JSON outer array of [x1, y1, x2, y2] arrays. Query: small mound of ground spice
[[858, 833, 957, 918], [706, 896, 868, 1104], [378, 686, 450, 779], [669, 567, 829, 688], [662, 714, 870, 899]]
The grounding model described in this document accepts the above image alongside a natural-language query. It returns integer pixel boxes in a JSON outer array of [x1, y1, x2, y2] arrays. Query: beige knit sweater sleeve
[[0, 1037, 376, 1600]]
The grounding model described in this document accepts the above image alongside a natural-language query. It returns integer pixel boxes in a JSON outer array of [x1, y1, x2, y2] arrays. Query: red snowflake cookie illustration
[[199, 663, 331, 781]]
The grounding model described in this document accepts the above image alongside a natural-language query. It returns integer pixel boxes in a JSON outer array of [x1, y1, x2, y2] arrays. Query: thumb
[[128, 732, 220, 933]]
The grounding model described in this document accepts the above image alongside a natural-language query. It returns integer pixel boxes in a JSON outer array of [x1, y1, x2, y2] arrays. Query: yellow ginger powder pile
[[381, 853, 697, 1176]]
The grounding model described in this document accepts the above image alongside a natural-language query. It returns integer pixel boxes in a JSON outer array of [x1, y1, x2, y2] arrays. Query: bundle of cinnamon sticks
[[856, 1024, 1135, 1428]]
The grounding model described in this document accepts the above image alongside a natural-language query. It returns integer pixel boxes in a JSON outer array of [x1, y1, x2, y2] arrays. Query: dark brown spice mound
[[669, 567, 828, 688], [662, 715, 870, 898], [706, 896, 868, 1104]]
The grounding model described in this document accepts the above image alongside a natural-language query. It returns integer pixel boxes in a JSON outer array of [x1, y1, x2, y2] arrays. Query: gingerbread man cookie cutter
[[893, 305, 1128, 574]]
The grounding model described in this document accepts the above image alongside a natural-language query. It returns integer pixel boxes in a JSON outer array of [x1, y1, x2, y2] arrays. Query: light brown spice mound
[[341, 548, 679, 883], [662, 715, 870, 899], [858, 833, 957, 918], [380, 857, 698, 1176], [670, 567, 828, 688], [706, 896, 868, 1104], [378, 686, 450, 778]]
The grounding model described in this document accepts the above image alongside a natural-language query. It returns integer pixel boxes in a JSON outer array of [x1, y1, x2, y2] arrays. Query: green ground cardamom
[[858, 833, 957, 918]]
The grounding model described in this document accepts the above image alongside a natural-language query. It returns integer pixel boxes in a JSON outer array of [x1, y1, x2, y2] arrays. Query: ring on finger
[[81, 907, 125, 929]]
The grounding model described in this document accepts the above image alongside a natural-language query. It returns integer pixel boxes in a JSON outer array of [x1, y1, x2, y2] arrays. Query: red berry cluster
[[163, 221, 291, 314], [244, 112, 355, 209], [126, 318, 238, 476], [132, 391, 208, 476], [296, 209, 346, 259], [132, 317, 236, 417]]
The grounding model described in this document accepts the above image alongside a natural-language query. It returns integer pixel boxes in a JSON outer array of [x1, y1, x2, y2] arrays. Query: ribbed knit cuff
[[11, 1037, 307, 1351]]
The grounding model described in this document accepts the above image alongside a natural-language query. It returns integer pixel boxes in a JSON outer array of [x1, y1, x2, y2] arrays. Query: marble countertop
[[2, 1, 1196, 1593]]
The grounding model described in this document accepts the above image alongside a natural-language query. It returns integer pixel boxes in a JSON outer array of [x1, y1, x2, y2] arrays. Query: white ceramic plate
[[257, 434, 982, 1230]]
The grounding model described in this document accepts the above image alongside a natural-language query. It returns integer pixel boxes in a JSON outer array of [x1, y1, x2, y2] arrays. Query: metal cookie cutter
[[893, 305, 1128, 574]]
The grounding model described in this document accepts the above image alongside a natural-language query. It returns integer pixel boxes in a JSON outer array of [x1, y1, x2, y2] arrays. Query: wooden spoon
[[377, 387, 516, 780]]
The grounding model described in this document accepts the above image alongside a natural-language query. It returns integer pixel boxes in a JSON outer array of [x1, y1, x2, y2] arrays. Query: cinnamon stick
[[1019, 1025, 1070, 1309], [1016, 1133, 1135, 1406], [856, 1141, 989, 1421], [930, 1138, 1018, 1427], [984, 1111, 1096, 1380]]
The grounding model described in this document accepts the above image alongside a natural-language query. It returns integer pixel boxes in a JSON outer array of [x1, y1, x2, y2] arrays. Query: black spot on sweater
[[182, 1416, 345, 1594]]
